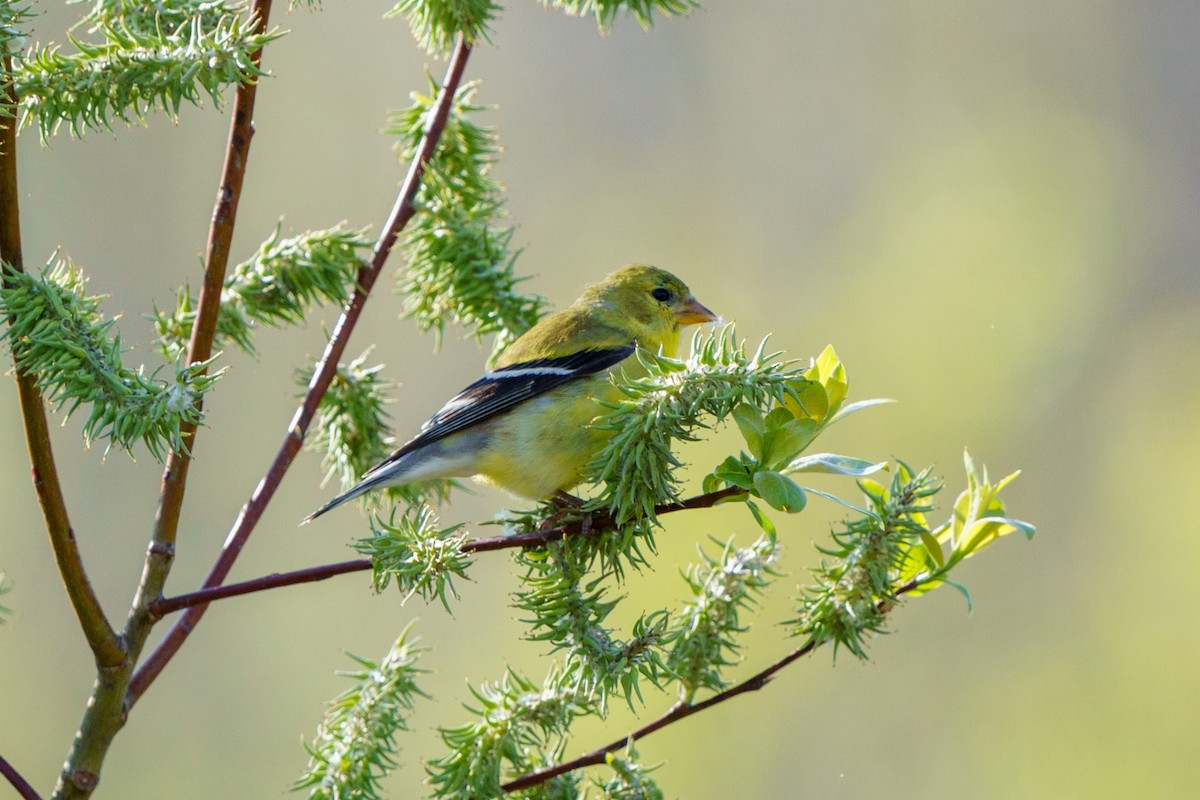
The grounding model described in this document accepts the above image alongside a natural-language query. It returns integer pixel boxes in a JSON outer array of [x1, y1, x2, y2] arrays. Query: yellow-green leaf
[[731, 403, 765, 459]]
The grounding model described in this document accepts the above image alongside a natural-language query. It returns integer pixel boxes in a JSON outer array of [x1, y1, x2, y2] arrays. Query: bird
[[302, 264, 716, 523]]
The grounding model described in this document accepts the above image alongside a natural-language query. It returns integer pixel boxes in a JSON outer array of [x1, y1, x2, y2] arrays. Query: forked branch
[[0, 53, 123, 669], [128, 34, 476, 704]]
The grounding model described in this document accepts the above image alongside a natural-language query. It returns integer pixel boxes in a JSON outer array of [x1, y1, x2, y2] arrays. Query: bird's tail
[[300, 440, 469, 525], [300, 473, 392, 525]]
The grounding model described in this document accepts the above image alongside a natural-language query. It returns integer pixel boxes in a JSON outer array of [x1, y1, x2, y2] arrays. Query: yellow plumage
[[303, 264, 715, 522]]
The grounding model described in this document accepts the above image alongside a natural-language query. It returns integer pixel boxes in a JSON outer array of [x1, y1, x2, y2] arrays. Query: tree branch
[[150, 486, 749, 614], [501, 579, 921, 794], [151, 558, 371, 616], [50, 4, 275, 798], [128, 35, 475, 705], [1, 54, 124, 669], [0, 751, 44, 800]]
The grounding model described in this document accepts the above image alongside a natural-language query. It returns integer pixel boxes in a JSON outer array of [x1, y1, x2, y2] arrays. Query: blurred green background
[[3, 1, 1198, 798]]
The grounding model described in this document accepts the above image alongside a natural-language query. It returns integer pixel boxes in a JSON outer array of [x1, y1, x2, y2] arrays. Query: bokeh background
[[3, 1, 1198, 798]]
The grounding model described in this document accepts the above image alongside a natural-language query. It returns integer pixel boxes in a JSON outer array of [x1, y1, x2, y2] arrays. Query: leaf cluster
[[668, 533, 781, 699], [542, 0, 699, 31], [0, 260, 220, 459], [387, 0, 501, 55], [594, 751, 663, 800], [514, 540, 674, 708], [423, 525, 788, 797], [898, 451, 1036, 604], [295, 627, 430, 800], [584, 326, 810, 528], [77, 0, 242, 37], [1, 1, 32, 61], [385, 0, 696, 55], [155, 223, 371, 358], [790, 463, 942, 658], [706, 345, 891, 516], [428, 668, 592, 799], [12, 7, 279, 140], [791, 451, 1035, 658], [354, 506, 472, 609], [387, 79, 544, 354]]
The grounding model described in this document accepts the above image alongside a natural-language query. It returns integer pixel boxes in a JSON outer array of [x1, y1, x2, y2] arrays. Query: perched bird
[[302, 264, 716, 523]]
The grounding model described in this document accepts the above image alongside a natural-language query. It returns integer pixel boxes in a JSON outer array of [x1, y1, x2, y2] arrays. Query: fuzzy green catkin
[[0, 260, 220, 459]]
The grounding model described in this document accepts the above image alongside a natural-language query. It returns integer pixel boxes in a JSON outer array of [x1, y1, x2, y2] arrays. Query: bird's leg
[[551, 490, 586, 509], [537, 491, 591, 532]]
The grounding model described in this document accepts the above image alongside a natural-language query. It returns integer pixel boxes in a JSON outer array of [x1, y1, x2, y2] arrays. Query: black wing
[[362, 345, 635, 477]]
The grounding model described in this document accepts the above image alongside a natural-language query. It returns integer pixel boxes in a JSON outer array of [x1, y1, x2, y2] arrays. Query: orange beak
[[675, 296, 718, 326]]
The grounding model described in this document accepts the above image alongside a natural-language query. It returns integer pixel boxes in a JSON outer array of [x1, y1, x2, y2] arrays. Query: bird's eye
[[650, 287, 671, 302]]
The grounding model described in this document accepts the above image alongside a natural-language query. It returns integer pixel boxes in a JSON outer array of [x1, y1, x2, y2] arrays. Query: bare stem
[[128, 35, 475, 705], [0, 751, 44, 800], [501, 579, 921, 793], [151, 486, 748, 614], [1, 55, 123, 669]]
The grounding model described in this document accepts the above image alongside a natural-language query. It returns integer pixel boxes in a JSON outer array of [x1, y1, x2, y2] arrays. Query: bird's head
[[582, 264, 718, 354]]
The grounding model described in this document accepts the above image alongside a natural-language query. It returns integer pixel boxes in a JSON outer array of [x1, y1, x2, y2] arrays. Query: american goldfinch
[[303, 264, 716, 523]]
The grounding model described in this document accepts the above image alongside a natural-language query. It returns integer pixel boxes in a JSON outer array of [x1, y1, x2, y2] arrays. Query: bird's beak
[[675, 296, 718, 326]]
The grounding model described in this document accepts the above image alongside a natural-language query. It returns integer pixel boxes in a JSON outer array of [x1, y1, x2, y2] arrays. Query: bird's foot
[[551, 490, 587, 509], [537, 491, 592, 533]]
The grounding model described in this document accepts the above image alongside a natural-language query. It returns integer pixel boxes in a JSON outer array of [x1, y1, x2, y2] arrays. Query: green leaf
[[828, 397, 896, 426], [731, 403, 764, 458], [752, 471, 807, 513], [786, 453, 886, 477], [715, 460, 747, 488], [943, 578, 973, 612], [954, 516, 1037, 560], [807, 345, 848, 416], [782, 377, 828, 422], [745, 500, 777, 540], [858, 478, 887, 503], [800, 485, 874, 516], [919, 529, 945, 567], [760, 417, 819, 469]]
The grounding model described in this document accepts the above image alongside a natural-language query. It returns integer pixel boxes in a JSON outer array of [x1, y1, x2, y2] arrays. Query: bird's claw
[[537, 491, 593, 534]]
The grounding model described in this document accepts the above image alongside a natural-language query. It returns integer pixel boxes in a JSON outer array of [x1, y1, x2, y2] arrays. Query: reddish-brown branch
[[50, 5, 276, 798], [501, 579, 921, 793], [140, 0, 274, 605], [501, 639, 820, 792], [1, 55, 124, 669], [0, 751, 44, 800], [152, 558, 371, 616], [151, 486, 749, 614], [128, 35, 475, 705]]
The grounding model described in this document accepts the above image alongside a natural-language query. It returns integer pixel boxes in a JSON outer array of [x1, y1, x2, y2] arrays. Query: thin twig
[[128, 35, 475, 705], [1, 55, 124, 668], [501, 579, 921, 793], [0, 751, 44, 800], [151, 486, 748, 614], [152, 558, 371, 616]]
